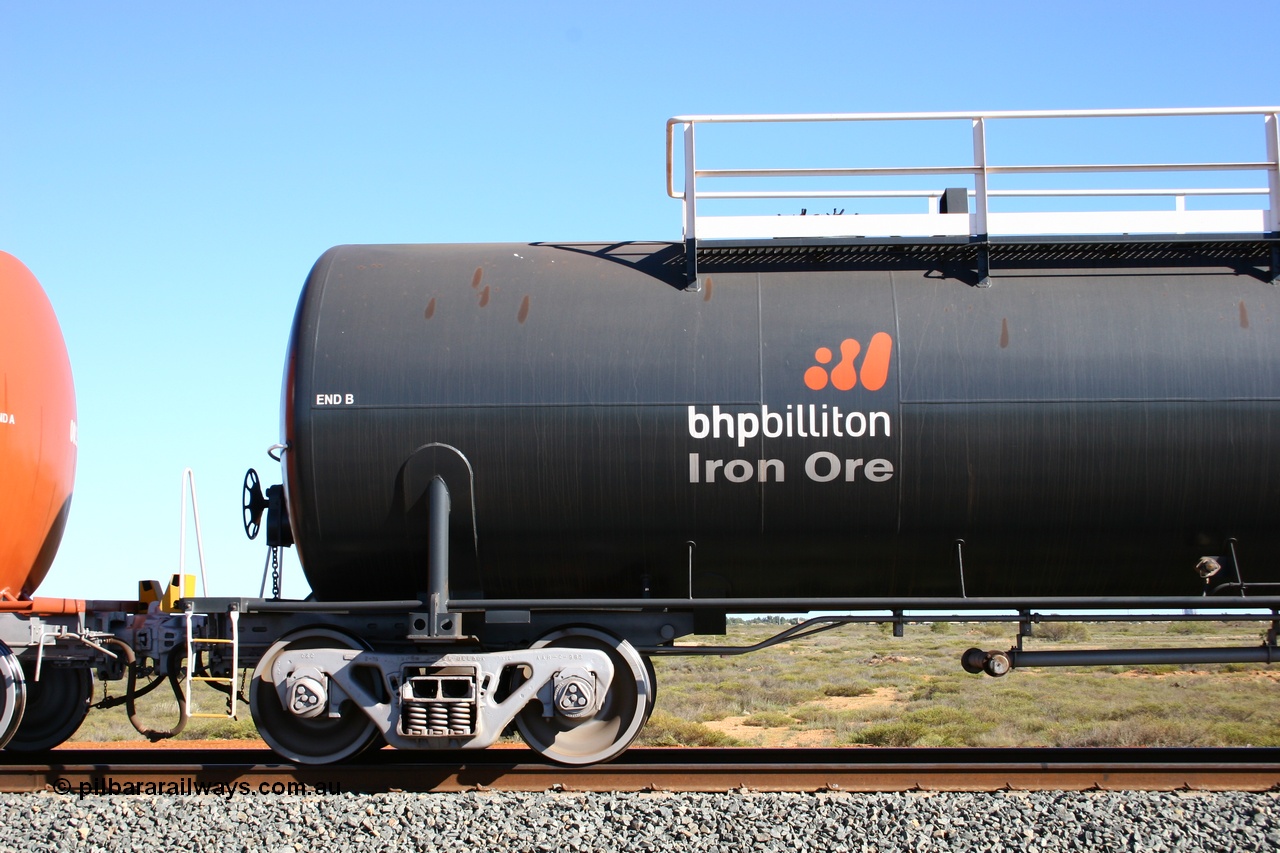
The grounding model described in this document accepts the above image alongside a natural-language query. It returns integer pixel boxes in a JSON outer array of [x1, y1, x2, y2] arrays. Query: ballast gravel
[[0, 789, 1277, 852]]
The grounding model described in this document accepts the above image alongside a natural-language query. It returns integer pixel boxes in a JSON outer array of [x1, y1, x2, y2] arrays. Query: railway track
[[3, 747, 1279, 795]]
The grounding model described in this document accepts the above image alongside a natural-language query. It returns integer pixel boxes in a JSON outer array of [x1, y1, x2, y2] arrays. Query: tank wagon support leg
[[421, 476, 460, 639]]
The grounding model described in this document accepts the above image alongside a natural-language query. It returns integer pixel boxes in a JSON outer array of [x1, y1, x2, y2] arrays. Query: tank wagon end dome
[[0, 252, 77, 598]]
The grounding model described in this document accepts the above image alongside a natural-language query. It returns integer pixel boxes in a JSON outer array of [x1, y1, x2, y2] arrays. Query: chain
[[271, 547, 281, 599]]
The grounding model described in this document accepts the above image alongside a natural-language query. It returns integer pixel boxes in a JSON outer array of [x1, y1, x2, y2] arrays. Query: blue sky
[[3, 1, 1277, 600]]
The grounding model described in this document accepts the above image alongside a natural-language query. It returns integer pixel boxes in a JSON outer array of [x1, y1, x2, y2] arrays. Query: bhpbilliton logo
[[804, 333, 892, 391]]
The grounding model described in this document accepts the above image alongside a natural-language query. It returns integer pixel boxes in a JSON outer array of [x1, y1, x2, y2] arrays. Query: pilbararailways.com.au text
[[54, 777, 342, 798]]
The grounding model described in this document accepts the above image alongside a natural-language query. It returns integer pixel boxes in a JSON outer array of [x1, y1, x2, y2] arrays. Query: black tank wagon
[[281, 239, 1280, 606], [12, 109, 1280, 763], [206, 107, 1280, 765]]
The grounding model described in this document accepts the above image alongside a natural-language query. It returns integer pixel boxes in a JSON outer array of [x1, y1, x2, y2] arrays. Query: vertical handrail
[[183, 609, 193, 720], [683, 122, 700, 285], [178, 468, 210, 597], [682, 122, 697, 240], [1266, 113, 1280, 233], [971, 117, 989, 238], [227, 609, 239, 718]]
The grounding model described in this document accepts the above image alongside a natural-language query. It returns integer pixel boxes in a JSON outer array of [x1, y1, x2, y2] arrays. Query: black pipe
[[1008, 645, 1279, 669], [447, 595, 1280, 612], [427, 476, 449, 626], [426, 476, 459, 637], [238, 599, 425, 613]]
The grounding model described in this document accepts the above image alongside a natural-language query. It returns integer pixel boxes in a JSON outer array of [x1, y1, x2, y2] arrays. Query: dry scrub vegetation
[[637, 618, 1280, 749], [64, 619, 1280, 749]]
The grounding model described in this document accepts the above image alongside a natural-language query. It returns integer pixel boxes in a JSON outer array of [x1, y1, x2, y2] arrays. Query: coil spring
[[403, 703, 429, 735], [428, 703, 450, 732], [449, 703, 472, 735], [403, 701, 474, 736]]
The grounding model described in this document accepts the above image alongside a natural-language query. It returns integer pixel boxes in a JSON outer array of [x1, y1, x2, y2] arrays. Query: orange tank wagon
[[0, 251, 77, 602]]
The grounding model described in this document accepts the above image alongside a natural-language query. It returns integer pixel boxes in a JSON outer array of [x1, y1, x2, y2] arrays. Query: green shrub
[[1033, 622, 1091, 642], [847, 721, 928, 747], [822, 681, 874, 698], [910, 680, 962, 701], [1056, 718, 1197, 748], [637, 711, 739, 747], [845, 705, 988, 747], [1167, 621, 1214, 635], [1220, 662, 1256, 673]]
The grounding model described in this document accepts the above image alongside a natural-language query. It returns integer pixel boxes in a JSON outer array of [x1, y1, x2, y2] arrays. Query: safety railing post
[[1265, 113, 1280, 234], [971, 117, 989, 238], [972, 117, 991, 285], [683, 121, 699, 287]]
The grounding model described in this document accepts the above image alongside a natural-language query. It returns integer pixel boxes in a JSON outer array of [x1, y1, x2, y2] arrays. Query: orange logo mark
[[804, 333, 893, 392]]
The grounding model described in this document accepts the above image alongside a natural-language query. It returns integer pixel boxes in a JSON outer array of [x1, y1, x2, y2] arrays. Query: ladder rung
[[185, 609, 240, 723]]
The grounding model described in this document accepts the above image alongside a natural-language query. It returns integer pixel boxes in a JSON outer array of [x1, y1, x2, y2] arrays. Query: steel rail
[[7, 747, 1280, 794]]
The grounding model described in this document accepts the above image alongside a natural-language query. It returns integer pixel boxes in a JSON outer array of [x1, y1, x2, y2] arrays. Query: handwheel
[[250, 628, 379, 764], [515, 627, 653, 766], [242, 468, 268, 540], [0, 644, 26, 749], [5, 664, 91, 751]]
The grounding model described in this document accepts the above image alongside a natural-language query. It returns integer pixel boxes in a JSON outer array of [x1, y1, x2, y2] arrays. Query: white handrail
[[696, 188, 1269, 200], [667, 107, 1280, 242], [178, 467, 210, 597]]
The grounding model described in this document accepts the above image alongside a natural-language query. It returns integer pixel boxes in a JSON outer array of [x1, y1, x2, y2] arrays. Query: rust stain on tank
[[471, 268, 484, 289], [478, 285, 491, 308], [424, 297, 436, 320], [999, 317, 1010, 349], [703, 277, 714, 302], [1240, 300, 1250, 329], [517, 294, 530, 324]]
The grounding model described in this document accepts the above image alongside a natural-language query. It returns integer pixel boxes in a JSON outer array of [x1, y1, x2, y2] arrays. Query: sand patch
[[703, 687, 900, 747], [1117, 667, 1280, 682]]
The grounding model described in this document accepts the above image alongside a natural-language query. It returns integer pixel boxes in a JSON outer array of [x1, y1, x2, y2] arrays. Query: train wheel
[[641, 654, 657, 725], [5, 664, 91, 751], [0, 644, 26, 749], [250, 629, 379, 764], [515, 628, 652, 765]]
